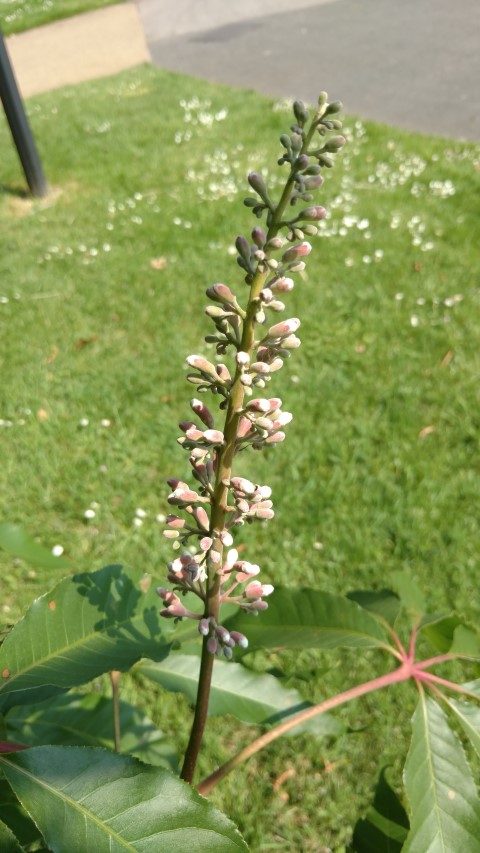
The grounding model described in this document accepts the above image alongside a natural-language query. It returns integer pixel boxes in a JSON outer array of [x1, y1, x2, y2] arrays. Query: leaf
[[351, 767, 409, 852], [389, 571, 425, 617], [0, 779, 42, 848], [0, 524, 70, 570], [449, 624, 480, 659], [224, 587, 389, 651], [442, 681, 480, 760], [419, 614, 462, 652], [6, 691, 178, 771], [0, 564, 172, 713], [0, 819, 25, 853], [346, 589, 401, 628], [403, 695, 480, 852], [0, 745, 247, 852], [136, 655, 343, 736]]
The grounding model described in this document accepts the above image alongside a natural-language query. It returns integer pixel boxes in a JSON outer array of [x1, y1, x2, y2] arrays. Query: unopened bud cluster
[[159, 94, 345, 654]]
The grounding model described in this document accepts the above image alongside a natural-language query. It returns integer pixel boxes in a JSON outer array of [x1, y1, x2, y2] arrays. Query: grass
[[1, 64, 479, 851], [0, 0, 119, 36]]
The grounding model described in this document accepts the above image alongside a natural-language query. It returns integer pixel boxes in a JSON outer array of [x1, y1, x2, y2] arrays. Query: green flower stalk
[[157, 93, 346, 782]]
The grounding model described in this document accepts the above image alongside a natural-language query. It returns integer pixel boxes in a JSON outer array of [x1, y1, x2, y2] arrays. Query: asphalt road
[[139, 0, 480, 140]]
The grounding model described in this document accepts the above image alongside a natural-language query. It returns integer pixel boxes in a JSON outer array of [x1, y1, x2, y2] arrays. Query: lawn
[[0, 0, 119, 35], [1, 64, 479, 850]]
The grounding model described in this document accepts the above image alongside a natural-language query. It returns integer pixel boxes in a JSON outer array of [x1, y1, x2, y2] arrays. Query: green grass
[[0, 0, 120, 36], [1, 65, 480, 851]]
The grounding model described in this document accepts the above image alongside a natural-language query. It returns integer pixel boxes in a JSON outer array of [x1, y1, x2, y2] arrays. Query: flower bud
[[281, 243, 312, 263], [203, 429, 225, 444], [199, 618, 210, 636], [231, 476, 256, 495], [206, 283, 237, 306], [297, 206, 327, 221], [190, 398, 215, 429], [248, 172, 268, 200], [251, 226, 266, 247], [236, 351, 250, 366], [166, 515, 185, 529], [270, 276, 294, 294], [186, 354, 216, 376], [193, 506, 210, 531], [200, 536, 213, 551], [230, 631, 249, 649], [235, 235, 250, 260], [323, 135, 346, 152], [207, 636, 218, 654], [325, 101, 343, 115], [267, 318, 301, 338], [304, 174, 325, 190]]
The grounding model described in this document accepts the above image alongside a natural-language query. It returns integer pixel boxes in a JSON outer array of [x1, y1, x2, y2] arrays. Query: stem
[[110, 670, 121, 753], [197, 663, 413, 796], [180, 116, 323, 783]]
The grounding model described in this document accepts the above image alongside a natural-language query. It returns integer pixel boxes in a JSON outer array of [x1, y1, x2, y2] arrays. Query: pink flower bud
[[250, 361, 270, 374], [206, 283, 237, 305], [185, 426, 204, 441], [268, 398, 282, 411], [237, 416, 252, 437], [236, 351, 250, 366], [161, 602, 188, 618], [190, 398, 215, 428], [200, 536, 213, 551], [220, 530, 234, 547], [298, 206, 327, 221], [203, 429, 225, 444], [231, 476, 256, 495], [246, 398, 271, 413], [268, 358, 283, 372], [251, 226, 266, 247], [230, 631, 249, 649], [163, 529, 180, 539], [280, 334, 301, 349], [225, 548, 239, 569], [267, 318, 301, 338], [167, 478, 189, 490], [193, 506, 210, 531], [250, 600, 269, 611], [186, 354, 216, 375], [207, 635, 218, 654], [199, 618, 210, 636], [254, 507, 275, 519], [167, 516, 187, 530], [216, 363, 231, 382], [270, 276, 294, 293], [265, 432, 285, 444], [281, 242, 312, 263]]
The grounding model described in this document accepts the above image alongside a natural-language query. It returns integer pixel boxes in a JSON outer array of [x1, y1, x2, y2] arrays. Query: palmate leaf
[[6, 691, 178, 770], [0, 745, 247, 852], [224, 587, 390, 651], [136, 654, 343, 736], [346, 589, 401, 628], [0, 779, 42, 848], [403, 695, 480, 852], [0, 565, 171, 713]]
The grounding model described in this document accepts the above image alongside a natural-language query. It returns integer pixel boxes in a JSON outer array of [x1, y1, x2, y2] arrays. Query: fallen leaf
[[45, 345, 59, 364], [150, 256, 167, 270], [440, 349, 454, 368], [75, 336, 98, 349], [419, 425, 436, 438]]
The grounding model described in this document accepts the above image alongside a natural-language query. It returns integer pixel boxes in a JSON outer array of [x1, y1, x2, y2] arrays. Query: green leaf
[[0, 818, 25, 853], [346, 589, 401, 628], [6, 691, 178, 771], [0, 524, 70, 570], [136, 654, 343, 736], [0, 745, 247, 852], [0, 564, 171, 713], [352, 767, 409, 852], [442, 681, 480, 760], [0, 778, 42, 848], [224, 587, 389, 651], [449, 624, 480, 659], [403, 695, 480, 852], [419, 614, 462, 653], [389, 571, 425, 617]]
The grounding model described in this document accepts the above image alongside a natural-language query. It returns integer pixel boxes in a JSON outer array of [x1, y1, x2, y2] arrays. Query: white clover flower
[[84, 509, 96, 519], [52, 545, 64, 557]]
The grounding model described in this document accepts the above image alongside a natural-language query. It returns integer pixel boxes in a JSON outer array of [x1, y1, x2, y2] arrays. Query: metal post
[[0, 28, 48, 197]]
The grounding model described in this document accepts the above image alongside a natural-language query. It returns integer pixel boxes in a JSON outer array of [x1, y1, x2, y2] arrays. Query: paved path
[[141, 0, 480, 141], [4, 2, 149, 98], [3, 0, 479, 140]]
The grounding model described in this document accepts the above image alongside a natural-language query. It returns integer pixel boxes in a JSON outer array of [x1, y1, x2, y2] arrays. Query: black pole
[[0, 28, 48, 197]]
